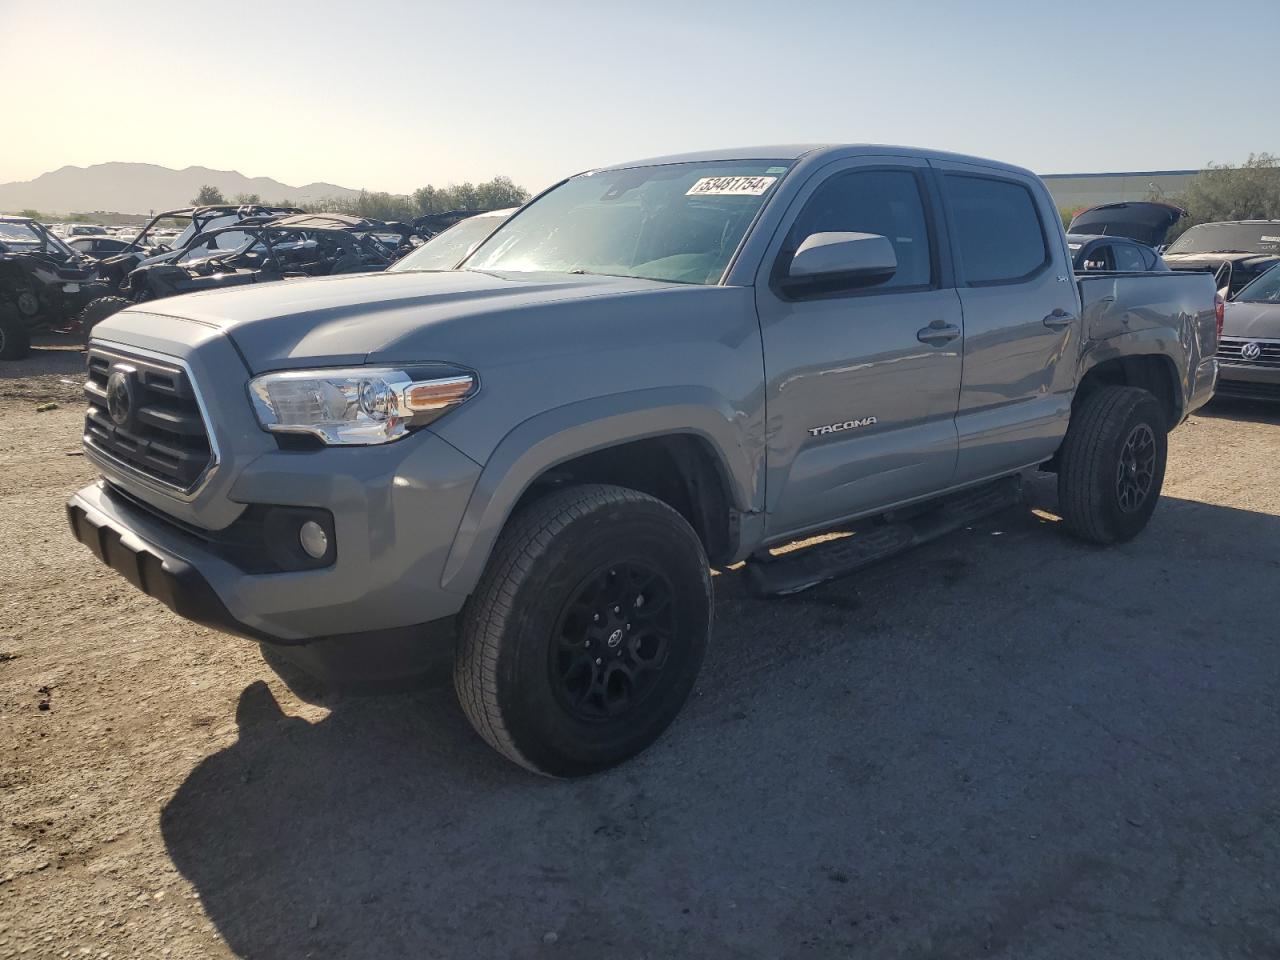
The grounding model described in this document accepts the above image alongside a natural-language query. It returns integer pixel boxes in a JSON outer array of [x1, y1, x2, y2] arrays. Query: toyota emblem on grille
[[1241, 341, 1263, 361], [105, 365, 137, 427]]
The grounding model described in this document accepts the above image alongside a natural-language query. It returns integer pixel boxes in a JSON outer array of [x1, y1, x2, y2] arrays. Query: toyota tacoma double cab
[[67, 145, 1220, 776]]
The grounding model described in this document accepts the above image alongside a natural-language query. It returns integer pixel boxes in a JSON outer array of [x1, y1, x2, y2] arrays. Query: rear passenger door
[[755, 157, 963, 537], [933, 163, 1079, 484]]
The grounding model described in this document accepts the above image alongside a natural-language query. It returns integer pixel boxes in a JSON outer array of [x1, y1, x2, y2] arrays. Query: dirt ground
[[2, 344, 1279, 960]]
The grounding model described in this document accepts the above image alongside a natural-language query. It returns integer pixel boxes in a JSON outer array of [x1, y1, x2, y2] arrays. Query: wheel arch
[[1076, 342, 1185, 431], [439, 390, 763, 595]]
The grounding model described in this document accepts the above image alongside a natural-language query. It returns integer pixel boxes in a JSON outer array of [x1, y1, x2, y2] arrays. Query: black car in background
[[1162, 221, 1280, 299], [1067, 233, 1169, 273]]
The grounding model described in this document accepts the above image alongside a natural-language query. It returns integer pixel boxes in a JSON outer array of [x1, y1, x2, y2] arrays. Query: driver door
[[754, 158, 962, 538]]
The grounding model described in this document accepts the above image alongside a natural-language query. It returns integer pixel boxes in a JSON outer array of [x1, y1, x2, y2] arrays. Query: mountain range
[[0, 163, 365, 215]]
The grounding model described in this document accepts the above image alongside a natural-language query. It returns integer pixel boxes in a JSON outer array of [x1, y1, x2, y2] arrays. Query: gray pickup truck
[[67, 145, 1219, 776]]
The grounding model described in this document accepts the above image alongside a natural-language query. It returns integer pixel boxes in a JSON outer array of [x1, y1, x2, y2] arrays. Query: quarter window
[[784, 169, 934, 290], [1114, 243, 1145, 272], [944, 174, 1048, 284]]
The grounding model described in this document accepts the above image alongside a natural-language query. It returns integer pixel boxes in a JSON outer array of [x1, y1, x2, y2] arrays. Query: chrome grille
[[1217, 336, 1280, 367], [84, 347, 214, 493]]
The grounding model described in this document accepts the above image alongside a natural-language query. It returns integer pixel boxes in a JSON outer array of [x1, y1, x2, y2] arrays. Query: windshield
[[464, 160, 789, 284], [1234, 263, 1280, 303], [1166, 223, 1280, 255], [391, 213, 510, 272]]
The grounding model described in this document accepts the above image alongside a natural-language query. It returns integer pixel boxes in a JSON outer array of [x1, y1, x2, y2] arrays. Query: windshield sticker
[[686, 176, 777, 197], [766, 166, 788, 174]]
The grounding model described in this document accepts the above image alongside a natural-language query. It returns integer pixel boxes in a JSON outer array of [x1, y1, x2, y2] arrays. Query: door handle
[[1043, 309, 1076, 330], [917, 321, 961, 345]]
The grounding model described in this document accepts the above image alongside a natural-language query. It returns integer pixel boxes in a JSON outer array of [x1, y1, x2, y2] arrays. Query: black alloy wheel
[[551, 561, 675, 722]]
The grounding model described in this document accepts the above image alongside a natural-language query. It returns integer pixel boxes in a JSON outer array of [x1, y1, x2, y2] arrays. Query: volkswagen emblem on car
[[105, 366, 137, 427], [1241, 341, 1263, 361]]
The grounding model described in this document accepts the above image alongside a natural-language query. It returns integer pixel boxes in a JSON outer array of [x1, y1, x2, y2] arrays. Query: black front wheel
[[78, 296, 132, 347], [456, 484, 712, 777], [1057, 385, 1168, 544]]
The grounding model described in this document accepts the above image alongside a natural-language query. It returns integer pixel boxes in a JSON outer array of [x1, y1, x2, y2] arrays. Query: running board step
[[745, 476, 1023, 597]]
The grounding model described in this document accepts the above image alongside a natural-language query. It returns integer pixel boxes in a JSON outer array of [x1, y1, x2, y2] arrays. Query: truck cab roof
[[593, 144, 1036, 179]]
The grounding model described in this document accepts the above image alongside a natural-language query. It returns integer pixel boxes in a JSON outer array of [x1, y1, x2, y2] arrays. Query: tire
[[1057, 386, 1168, 544], [455, 484, 713, 777], [79, 296, 131, 347], [0, 304, 31, 361]]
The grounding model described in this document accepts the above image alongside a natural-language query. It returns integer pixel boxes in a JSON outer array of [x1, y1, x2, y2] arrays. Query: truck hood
[[1223, 300, 1280, 339], [111, 269, 689, 373]]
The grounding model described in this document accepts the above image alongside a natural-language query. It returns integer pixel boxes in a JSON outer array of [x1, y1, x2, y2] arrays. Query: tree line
[[192, 176, 530, 222]]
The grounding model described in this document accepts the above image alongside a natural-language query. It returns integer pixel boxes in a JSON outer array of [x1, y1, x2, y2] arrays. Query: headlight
[[248, 366, 476, 445]]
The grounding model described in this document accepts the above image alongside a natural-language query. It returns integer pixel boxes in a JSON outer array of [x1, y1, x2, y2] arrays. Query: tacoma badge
[[808, 417, 877, 437]]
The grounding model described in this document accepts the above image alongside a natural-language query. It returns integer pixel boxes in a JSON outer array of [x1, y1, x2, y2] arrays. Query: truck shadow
[[161, 478, 1280, 959]]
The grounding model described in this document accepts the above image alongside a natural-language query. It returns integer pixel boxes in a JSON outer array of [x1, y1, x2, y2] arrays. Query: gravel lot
[[2, 346, 1279, 960]]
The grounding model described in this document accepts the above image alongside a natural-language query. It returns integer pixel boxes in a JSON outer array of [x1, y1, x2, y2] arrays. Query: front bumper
[[68, 417, 482, 643], [68, 479, 464, 688], [68, 488, 269, 642], [1215, 362, 1280, 401]]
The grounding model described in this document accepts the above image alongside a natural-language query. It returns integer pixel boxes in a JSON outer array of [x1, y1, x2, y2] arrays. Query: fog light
[[299, 520, 329, 559]]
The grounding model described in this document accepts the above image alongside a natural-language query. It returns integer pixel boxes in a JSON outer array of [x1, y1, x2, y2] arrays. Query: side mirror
[[784, 232, 897, 292]]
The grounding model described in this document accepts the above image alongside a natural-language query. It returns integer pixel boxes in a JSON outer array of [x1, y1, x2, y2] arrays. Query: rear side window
[[784, 169, 934, 290], [944, 174, 1048, 284], [1114, 243, 1145, 272]]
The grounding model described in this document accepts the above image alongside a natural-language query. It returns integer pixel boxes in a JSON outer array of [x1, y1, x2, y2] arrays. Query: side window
[[783, 168, 933, 290], [944, 174, 1048, 284], [1114, 244, 1145, 271], [1141, 246, 1158, 270]]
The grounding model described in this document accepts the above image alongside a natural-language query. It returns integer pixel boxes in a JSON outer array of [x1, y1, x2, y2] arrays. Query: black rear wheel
[[456, 484, 712, 777], [0, 303, 31, 361], [1057, 385, 1168, 544]]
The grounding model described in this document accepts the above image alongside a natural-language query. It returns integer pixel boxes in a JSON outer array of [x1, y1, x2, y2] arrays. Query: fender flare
[[438, 386, 761, 595], [1078, 326, 1190, 420]]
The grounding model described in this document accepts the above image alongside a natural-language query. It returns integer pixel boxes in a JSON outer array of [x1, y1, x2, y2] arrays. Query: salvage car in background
[[1162, 220, 1280, 298], [0, 217, 102, 359], [1068, 234, 1169, 273], [67, 235, 132, 259], [1215, 262, 1280, 401], [63, 224, 110, 238], [390, 207, 516, 272], [1068, 201, 1187, 249]]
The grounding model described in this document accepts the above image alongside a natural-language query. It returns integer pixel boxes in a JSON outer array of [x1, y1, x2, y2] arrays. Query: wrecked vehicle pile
[[79, 213, 410, 339], [92, 204, 306, 290]]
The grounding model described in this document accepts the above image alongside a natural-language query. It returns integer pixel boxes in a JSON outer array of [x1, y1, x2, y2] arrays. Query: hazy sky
[[3, 0, 1275, 194]]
